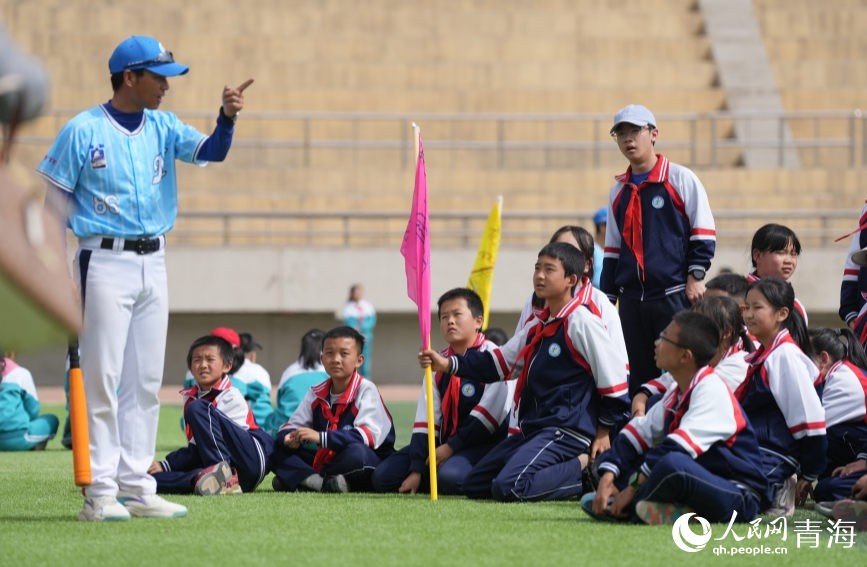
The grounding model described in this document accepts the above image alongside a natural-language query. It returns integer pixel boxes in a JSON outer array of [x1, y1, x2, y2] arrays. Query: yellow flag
[[467, 196, 502, 330]]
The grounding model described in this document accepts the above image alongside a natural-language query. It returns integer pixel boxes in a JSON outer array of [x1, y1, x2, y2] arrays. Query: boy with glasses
[[600, 105, 716, 398]]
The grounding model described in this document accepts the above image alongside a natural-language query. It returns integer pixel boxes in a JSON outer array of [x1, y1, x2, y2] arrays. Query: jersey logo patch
[[651, 196, 664, 209], [89, 144, 107, 169], [341, 424, 353, 430], [461, 383, 476, 397], [548, 343, 562, 357]]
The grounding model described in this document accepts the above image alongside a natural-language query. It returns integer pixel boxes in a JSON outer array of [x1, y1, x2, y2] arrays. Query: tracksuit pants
[[154, 399, 272, 494], [463, 428, 587, 502], [632, 453, 760, 523], [618, 293, 690, 398], [0, 414, 59, 451], [270, 431, 383, 492], [814, 471, 865, 502], [371, 443, 496, 496], [821, 422, 867, 479]]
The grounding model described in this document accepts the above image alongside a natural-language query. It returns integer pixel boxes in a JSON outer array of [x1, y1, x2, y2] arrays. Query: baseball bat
[[68, 341, 91, 486]]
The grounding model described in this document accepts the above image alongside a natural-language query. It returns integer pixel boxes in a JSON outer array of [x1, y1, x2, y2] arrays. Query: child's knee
[[652, 452, 693, 476], [338, 442, 373, 467], [437, 461, 469, 495], [40, 414, 60, 433], [184, 398, 211, 421], [490, 476, 516, 502]]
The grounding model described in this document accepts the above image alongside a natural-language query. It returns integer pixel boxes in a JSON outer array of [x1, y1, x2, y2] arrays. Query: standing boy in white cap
[[600, 105, 716, 398], [39, 36, 253, 521]]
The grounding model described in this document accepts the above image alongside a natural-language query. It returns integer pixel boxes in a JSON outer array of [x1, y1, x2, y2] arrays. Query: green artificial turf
[[1, 402, 865, 567]]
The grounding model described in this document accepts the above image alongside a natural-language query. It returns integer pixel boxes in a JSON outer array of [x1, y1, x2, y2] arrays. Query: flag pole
[[413, 122, 438, 501]]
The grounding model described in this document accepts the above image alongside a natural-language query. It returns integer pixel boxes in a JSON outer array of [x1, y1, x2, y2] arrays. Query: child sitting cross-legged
[[584, 311, 772, 525], [149, 335, 274, 495], [420, 243, 629, 502], [372, 288, 509, 496], [270, 326, 395, 493]]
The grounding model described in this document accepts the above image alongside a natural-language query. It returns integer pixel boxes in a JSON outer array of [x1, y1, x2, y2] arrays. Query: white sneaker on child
[[117, 492, 188, 518], [78, 496, 131, 522], [763, 474, 796, 517]]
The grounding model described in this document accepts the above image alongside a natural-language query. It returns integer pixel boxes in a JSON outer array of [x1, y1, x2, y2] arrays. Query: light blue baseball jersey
[[36, 104, 206, 239]]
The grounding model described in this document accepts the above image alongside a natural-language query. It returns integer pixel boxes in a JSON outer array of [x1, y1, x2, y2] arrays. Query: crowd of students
[[2, 104, 866, 530]]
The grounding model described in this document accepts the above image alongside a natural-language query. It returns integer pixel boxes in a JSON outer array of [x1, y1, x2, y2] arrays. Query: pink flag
[[400, 136, 431, 345]]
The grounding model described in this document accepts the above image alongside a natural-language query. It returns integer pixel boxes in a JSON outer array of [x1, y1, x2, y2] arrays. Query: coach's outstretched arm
[[194, 79, 254, 163]]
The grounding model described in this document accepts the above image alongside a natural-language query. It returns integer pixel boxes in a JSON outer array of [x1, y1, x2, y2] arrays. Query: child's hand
[[795, 478, 814, 506], [592, 472, 619, 516], [147, 461, 163, 475], [589, 426, 610, 462], [283, 432, 302, 449], [631, 393, 648, 418], [426, 444, 454, 469], [295, 427, 320, 445], [609, 486, 635, 519], [834, 459, 867, 477], [418, 349, 450, 373], [399, 472, 422, 494]]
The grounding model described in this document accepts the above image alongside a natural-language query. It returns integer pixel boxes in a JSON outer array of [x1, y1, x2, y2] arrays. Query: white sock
[[301, 474, 324, 491]]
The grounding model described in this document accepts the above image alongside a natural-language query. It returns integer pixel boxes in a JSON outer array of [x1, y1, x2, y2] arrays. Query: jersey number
[[152, 154, 166, 185], [93, 195, 120, 215]]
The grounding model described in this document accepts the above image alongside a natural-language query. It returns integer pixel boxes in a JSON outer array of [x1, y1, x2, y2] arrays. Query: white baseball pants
[[74, 237, 168, 497]]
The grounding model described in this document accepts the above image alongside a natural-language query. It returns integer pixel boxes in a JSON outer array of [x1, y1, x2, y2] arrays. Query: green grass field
[[1, 402, 865, 567]]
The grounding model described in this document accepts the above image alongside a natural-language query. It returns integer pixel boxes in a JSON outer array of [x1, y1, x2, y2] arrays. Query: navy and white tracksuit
[[598, 366, 772, 522], [601, 155, 716, 396], [447, 283, 630, 501], [814, 439, 867, 502], [639, 340, 749, 411], [734, 330, 827, 503], [372, 335, 509, 495], [154, 377, 273, 493], [814, 360, 867, 476], [270, 371, 395, 491], [840, 201, 867, 346]]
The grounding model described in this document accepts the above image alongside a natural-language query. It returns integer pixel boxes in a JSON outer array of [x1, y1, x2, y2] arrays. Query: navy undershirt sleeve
[[195, 112, 235, 162]]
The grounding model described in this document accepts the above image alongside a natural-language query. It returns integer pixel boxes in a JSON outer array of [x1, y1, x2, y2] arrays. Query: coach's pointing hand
[[222, 79, 254, 118]]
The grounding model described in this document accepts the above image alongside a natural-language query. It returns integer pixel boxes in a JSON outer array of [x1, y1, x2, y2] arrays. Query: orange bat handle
[[68, 345, 91, 486]]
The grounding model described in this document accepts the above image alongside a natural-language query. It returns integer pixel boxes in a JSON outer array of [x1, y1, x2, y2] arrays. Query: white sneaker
[[117, 492, 188, 518], [78, 496, 131, 522], [763, 474, 796, 517]]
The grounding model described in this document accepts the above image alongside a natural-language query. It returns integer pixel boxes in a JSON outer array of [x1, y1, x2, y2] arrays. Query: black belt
[[100, 237, 161, 255]]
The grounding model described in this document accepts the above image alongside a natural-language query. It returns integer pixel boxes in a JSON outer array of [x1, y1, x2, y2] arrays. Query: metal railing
[[164, 209, 862, 248], [12, 109, 867, 169]]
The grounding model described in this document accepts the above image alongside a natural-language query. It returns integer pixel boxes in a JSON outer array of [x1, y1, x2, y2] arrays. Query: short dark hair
[[111, 69, 144, 92], [323, 326, 365, 354], [239, 332, 258, 354], [538, 241, 585, 281], [671, 311, 720, 368], [751, 224, 802, 269], [484, 327, 508, 346], [187, 335, 234, 371], [705, 273, 751, 304], [437, 287, 484, 319], [548, 225, 596, 284]]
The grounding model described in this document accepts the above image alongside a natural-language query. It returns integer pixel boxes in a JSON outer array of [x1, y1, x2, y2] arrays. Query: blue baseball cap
[[610, 104, 657, 134], [108, 36, 189, 77], [593, 206, 608, 227]]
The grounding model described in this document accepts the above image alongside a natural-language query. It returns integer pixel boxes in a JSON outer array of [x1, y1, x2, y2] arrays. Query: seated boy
[[585, 312, 771, 525], [703, 272, 750, 310], [815, 440, 867, 504], [372, 288, 509, 496], [270, 326, 395, 493], [149, 335, 274, 495], [0, 353, 59, 451], [420, 243, 629, 502]]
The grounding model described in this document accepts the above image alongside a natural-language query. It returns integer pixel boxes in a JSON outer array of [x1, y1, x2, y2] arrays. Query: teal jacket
[[0, 366, 41, 433], [264, 361, 328, 437]]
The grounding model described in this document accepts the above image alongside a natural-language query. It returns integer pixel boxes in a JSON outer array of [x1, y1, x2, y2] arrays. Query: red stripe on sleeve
[[472, 405, 499, 429], [493, 349, 510, 377], [624, 424, 649, 451], [413, 421, 440, 430], [690, 228, 716, 236], [358, 425, 374, 447], [789, 421, 826, 434], [604, 247, 620, 254], [597, 382, 628, 396], [671, 429, 703, 456]]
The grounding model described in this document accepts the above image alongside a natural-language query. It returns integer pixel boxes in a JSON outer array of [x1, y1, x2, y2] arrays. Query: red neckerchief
[[665, 366, 715, 433], [735, 329, 797, 401], [614, 155, 669, 282], [180, 377, 232, 442], [311, 371, 364, 471], [510, 279, 593, 414], [438, 333, 486, 440]]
